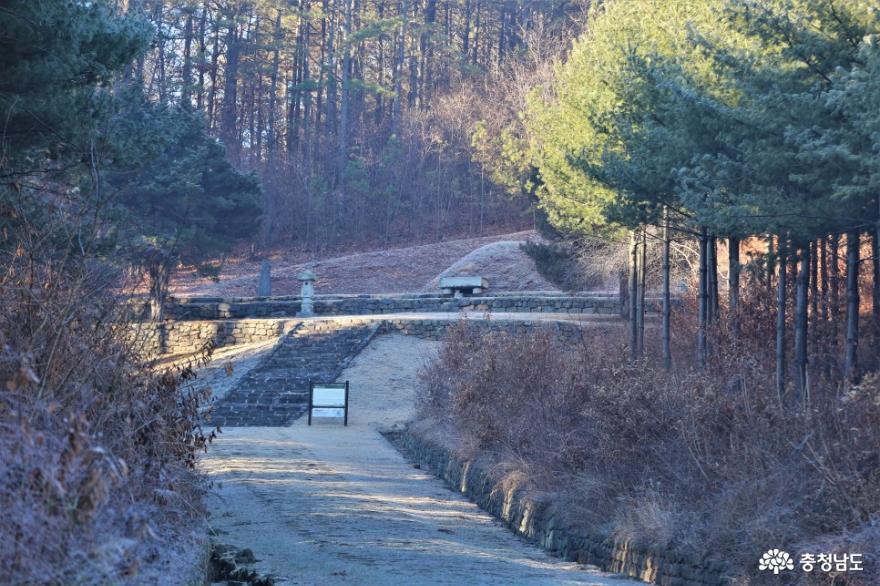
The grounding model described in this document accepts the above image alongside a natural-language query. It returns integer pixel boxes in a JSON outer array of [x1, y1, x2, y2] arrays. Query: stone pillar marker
[[297, 269, 317, 316], [258, 261, 272, 296]]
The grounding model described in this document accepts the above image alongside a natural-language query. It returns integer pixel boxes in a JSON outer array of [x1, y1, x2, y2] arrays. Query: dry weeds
[[418, 290, 880, 585], [1, 258, 213, 584]]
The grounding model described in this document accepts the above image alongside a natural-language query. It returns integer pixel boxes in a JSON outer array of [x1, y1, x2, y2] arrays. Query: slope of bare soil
[[170, 231, 547, 297]]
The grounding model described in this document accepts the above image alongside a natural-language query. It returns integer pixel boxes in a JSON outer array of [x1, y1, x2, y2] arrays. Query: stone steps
[[209, 322, 379, 427]]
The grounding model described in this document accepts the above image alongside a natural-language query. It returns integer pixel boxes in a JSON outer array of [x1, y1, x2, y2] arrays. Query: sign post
[[308, 381, 349, 426]]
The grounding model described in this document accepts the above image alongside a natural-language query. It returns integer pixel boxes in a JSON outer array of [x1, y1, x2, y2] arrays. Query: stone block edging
[[398, 429, 729, 586]]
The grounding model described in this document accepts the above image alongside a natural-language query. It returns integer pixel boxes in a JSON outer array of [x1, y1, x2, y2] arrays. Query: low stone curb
[[398, 430, 729, 586]]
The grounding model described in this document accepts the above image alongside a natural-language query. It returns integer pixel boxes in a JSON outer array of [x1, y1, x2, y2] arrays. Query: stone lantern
[[297, 269, 317, 316]]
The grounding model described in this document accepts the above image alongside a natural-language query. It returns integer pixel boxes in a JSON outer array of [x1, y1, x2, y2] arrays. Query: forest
[[2, 0, 880, 584], [126, 0, 583, 249]]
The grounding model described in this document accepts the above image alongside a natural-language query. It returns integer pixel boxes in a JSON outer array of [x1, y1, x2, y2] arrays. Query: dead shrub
[[0, 258, 213, 584], [418, 294, 880, 584]]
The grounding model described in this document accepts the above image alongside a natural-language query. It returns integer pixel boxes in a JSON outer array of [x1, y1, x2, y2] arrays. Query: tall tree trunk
[[776, 240, 787, 402], [698, 228, 709, 369], [266, 10, 282, 164], [472, 0, 480, 65], [794, 245, 809, 404], [497, 2, 506, 65], [375, 0, 386, 123], [156, 3, 167, 101], [630, 230, 639, 361], [207, 14, 221, 130], [830, 233, 841, 373], [314, 0, 327, 161], [250, 16, 264, 166], [809, 239, 819, 356], [220, 12, 241, 162], [182, 7, 194, 106], [820, 237, 829, 322], [728, 235, 740, 337], [196, 2, 207, 109], [301, 2, 312, 166], [637, 226, 647, 357], [706, 235, 718, 323], [391, 0, 407, 132], [462, 0, 471, 56], [662, 207, 671, 369], [845, 231, 860, 381], [325, 0, 338, 145], [767, 234, 775, 306], [418, 0, 436, 108], [338, 0, 353, 182], [872, 210, 880, 326]]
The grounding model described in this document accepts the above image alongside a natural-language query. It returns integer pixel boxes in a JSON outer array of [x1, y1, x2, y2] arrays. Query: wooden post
[[344, 380, 350, 426], [308, 380, 313, 425]]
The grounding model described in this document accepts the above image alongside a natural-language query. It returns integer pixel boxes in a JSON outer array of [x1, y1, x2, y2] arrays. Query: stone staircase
[[209, 321, 380, 427]]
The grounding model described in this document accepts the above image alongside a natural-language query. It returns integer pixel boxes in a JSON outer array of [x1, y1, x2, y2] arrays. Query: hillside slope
[[171, 231, 551, 297]]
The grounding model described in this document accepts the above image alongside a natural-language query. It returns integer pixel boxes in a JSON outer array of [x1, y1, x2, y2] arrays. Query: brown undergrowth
[[0, 258, 215, 584], [418, 292, 880, 585]]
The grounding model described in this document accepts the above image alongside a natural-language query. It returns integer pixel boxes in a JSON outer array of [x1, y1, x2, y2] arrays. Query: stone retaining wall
[[132, 315, 602, 358], [128, 318, 301, 358], [398, 430, 729, 586], [379, 317, 592, 342], [156, 292, 627, 321]]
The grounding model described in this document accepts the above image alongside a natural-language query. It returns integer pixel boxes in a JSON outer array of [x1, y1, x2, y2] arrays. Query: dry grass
[[418, 289, 880, 584], [0, 257, 213, 584]]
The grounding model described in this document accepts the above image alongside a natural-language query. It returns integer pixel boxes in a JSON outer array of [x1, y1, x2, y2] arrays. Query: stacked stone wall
[[128, 318, 301, 358], [155, 292, 628, 320], [398, 430, 729, 586], [132, 315, 600, 358]]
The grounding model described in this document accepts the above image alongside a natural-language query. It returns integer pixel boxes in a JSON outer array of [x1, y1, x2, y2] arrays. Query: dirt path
[[200, 334, 642, 585]]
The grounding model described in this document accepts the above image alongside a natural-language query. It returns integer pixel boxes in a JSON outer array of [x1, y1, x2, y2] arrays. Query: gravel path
[[200, 334, 642, 585]]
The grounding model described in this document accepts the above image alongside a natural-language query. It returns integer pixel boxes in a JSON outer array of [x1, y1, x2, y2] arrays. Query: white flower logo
[[759, 549, 794, 574]]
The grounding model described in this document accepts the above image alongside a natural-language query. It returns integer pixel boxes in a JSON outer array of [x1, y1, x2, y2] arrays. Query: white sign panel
[[311, 407, 346, 418], [312, 387, 346, 406], [309, 382, 349, 426]]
